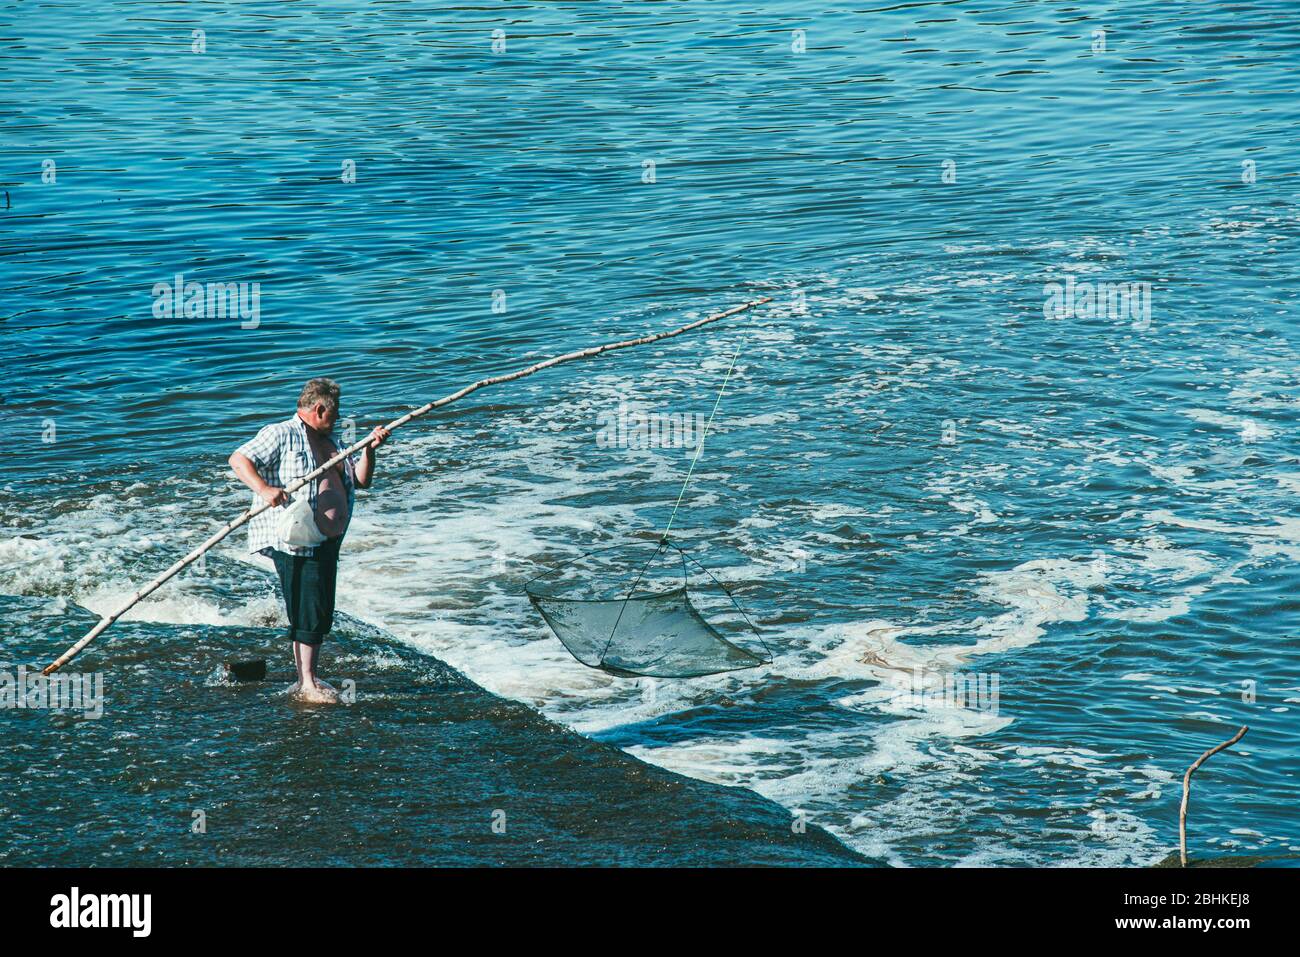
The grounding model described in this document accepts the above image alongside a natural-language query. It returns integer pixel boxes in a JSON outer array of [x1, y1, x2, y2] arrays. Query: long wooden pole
[[43, 296, 772, 676], [1179, 724, 1248, 867]]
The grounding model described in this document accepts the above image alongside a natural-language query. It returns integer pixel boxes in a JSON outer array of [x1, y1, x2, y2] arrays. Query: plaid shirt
[[235, 414, 357, 556]]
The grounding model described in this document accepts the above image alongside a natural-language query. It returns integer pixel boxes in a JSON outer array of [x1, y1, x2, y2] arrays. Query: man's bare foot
[[289, 679, 340, 704]]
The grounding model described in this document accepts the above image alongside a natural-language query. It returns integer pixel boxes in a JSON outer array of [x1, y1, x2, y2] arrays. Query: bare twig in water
[[1179, 725, 1248, 867]]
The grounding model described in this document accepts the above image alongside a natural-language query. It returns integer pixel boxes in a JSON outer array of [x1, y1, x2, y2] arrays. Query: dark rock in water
[[223, 659, 267, 682], [0, 595, 871, 866]]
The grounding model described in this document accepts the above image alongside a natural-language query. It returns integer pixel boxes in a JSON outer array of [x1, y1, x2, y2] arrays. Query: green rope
[[599, 344, 746, 668], [661, 344, 743, 542], [595, 343, 743, 665]]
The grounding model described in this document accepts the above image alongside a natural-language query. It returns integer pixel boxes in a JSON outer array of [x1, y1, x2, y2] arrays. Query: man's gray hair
[[298, 377, 341, 414]]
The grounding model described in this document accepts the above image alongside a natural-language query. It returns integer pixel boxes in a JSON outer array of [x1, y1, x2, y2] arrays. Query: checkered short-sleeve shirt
[[235, 415, 357, 556]]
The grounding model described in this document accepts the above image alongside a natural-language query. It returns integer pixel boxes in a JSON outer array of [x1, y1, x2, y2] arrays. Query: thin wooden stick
[[42, 296, 772, 675], [1179, 724, 1247, 867]]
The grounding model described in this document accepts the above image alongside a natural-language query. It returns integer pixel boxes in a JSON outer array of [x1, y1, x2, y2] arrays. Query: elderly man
[[229, 378, 390, 703]]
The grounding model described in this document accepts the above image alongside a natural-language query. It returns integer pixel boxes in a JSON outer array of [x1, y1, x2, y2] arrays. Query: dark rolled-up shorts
[[271, 536, 343, 646]]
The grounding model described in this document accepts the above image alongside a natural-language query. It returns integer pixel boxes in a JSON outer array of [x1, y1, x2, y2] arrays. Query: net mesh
[[526, 540, 771, 678]]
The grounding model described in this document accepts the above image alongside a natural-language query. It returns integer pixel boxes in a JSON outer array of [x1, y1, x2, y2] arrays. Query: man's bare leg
[[291, 640, 338, 703], [290, 640, 306, 692]]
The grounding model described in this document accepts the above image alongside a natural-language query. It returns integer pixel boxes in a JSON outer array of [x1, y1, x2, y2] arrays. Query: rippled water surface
[[3, 0, 1299, 865]]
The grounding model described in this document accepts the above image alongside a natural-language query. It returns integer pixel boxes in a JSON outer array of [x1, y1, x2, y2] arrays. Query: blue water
[[3, 0, 1299, 865]]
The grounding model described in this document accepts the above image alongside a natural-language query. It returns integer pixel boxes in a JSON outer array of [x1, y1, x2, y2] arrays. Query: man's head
[[298, 377, 341, 433]]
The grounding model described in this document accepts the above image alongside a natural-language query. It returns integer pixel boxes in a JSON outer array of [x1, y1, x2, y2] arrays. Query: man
[[229, 378, 390, 703]]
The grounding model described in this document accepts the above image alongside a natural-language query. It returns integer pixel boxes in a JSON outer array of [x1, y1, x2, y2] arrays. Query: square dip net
[[525, 539, 772, 678]]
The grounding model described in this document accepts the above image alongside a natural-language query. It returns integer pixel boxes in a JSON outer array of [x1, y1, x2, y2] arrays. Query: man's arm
[[229, 451, 288, 507], [353, 426, 390, 489]]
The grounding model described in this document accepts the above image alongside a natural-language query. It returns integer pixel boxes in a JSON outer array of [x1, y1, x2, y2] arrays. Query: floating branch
[[1179, 724, 1248, 867]]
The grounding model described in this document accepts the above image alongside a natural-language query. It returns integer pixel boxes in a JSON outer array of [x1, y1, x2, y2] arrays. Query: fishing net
[[526, 539, 772, 678], [526, 338, 777, 678]]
